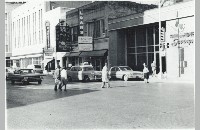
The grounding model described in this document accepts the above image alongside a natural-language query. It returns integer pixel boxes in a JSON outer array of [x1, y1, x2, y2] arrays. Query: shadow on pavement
[[6, 87, 99, 109]]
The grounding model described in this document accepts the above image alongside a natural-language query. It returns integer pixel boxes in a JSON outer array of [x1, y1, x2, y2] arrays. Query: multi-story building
[[10, 0, 91, 69], [108, 0, 194, 80], [5, 1, 26, 67], [62, 1, 157, 71]]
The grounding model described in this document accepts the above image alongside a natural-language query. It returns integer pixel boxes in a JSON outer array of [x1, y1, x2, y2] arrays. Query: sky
[[5, 0, 159, 5]]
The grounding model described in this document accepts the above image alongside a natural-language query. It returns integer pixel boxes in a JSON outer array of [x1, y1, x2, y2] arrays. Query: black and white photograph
[[5, 0, 195, 129]]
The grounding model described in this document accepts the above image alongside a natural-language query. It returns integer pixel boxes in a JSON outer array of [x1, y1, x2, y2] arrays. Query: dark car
[[8, 69, 45, 85]]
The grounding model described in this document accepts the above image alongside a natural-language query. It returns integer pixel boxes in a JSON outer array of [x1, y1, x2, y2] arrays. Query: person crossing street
[[54, 65, 61, 91]]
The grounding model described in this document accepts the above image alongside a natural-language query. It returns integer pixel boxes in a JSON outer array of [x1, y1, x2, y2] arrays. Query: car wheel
[[11, 80, 15, 84], [68, 76, 72, 82], [38, 80, 42, 84], [21, 81, 27, 85], [123, 75, 129, 81], [83, 75, 90, 82]]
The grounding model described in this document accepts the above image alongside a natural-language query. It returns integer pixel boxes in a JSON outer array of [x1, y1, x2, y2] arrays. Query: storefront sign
[[79, 44, 93, 51], [170, 31, 194, 47], [78, 36, 92, 43], [45, 21, 50, 48], [56, 20, 71, 52], [79, 9, 84, 36], [167, 17, 194, 48]]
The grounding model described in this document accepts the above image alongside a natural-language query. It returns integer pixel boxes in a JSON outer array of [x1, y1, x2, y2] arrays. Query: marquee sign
[[79, 9, 84, 36]]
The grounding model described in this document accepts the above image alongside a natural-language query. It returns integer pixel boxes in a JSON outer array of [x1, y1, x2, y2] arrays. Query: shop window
[[137, 53, 147, 71], [33, 57, 42, 65], [126, 29, 136, 48], [155, 46, 159, 51], [127, 48, 136, 54], [148, 46, 154, 52], [137, 47, 147, 53], [147, 26, 154, 46], [6, 60, 13, 67], [127, 54, 136, 69], [136, 27, 146, 47]]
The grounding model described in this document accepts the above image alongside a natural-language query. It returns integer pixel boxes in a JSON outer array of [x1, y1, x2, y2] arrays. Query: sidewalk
[[149, 76, 194, 84]]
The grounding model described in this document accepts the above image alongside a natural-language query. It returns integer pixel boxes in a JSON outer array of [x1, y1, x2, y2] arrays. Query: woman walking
[[143, 65, 149, 83]]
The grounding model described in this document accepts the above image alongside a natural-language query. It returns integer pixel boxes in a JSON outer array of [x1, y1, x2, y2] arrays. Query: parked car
[[67, 65, 102, 82], [8, 69, 45, 85], [6, 67, 14, 80], [27, 64, 43, 74], [109, 66, 144, 81]]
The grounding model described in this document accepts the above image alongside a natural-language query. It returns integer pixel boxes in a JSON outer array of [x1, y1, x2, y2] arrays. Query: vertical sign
[[45, 21, 50, 48], [56, 19, 71, 52], [79, 9, 84, 36], [160, 27, 166, 51]]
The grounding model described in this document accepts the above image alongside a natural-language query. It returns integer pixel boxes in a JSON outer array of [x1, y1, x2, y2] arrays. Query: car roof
[[111, 66, 129, 68], [72, 65, 93, 67]]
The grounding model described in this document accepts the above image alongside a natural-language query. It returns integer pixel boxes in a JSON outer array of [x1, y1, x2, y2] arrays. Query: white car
[[27, 64, 43, 74], [67, 65, 101, 82], [109, 66, 144, 81]]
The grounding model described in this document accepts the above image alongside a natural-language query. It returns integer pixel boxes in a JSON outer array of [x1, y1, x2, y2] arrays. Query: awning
[[69, 52, 81, 57], [41, 58, 52, 63], [63, 53, 70, 57], [10, 54, 43, 59], [10, 56, 20, 60], [79, 50, 107, 57]]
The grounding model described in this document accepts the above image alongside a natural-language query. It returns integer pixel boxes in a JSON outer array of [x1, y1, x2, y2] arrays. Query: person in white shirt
[[60, 67, 68, 91], [143, 64, 149, 83], [101, 63, 110, 88], [54, 65, 61, 91]]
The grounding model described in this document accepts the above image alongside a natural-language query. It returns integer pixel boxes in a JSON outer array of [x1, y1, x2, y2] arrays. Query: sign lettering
[[79, 9, 84, 36]]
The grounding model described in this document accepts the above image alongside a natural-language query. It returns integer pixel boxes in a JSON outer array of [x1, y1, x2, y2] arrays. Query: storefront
[[108, 0, 194, 80], [165, 16, 194, 80], [63, 50, 107, 70], [63, 1, 156, 70]]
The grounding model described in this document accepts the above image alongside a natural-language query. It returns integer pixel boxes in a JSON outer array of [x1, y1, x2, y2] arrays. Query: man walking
[[101, 63, 110, 88], [54, 65, 61, 91], [60, 67, 68, 91]]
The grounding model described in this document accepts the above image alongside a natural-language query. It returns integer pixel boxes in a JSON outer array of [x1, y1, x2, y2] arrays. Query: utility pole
[[158, 1, 163, 79], [176, 11, 181, 77]]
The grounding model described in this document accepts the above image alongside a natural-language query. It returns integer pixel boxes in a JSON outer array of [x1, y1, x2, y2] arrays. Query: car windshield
[[119, 67, 132, 71], [20, 69, 33, 73], [34, 65, 41, 68], [83, 67, 94, 71]]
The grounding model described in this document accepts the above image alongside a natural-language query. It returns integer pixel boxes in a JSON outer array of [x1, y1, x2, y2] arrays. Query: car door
[[110, 67, 117, 78], [71, 67, 79, 80], [115, 67, 122, 79]]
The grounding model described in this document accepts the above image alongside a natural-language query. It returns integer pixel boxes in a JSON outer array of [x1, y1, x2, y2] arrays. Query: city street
[[6, 75, 194, 129]]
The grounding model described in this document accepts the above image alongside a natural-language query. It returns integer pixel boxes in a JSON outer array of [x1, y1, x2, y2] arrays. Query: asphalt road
[[6, 75, 194, 129]]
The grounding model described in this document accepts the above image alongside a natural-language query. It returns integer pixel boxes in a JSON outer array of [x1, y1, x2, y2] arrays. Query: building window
[[71, 26, 78, 42], [33, 57, 42, 65], [86, 19, 105, 38], [41, 9, 43, 44], [6, 60, 13, 67], [33, 13, 34, 45], [35, 12, 37, 44]]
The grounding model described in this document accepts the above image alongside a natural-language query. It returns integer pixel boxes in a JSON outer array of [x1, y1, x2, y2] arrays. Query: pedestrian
[[101, 63, 110, 88], [60, 67, 68, 91], [54, 65, 61, 91], [151, 61, 156, 77], [143, 65, 149, 83]]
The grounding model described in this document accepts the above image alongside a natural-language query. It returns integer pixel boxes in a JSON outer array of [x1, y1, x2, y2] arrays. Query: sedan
[[8, 69, 45, 85], [109, 66, 144, 81]]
